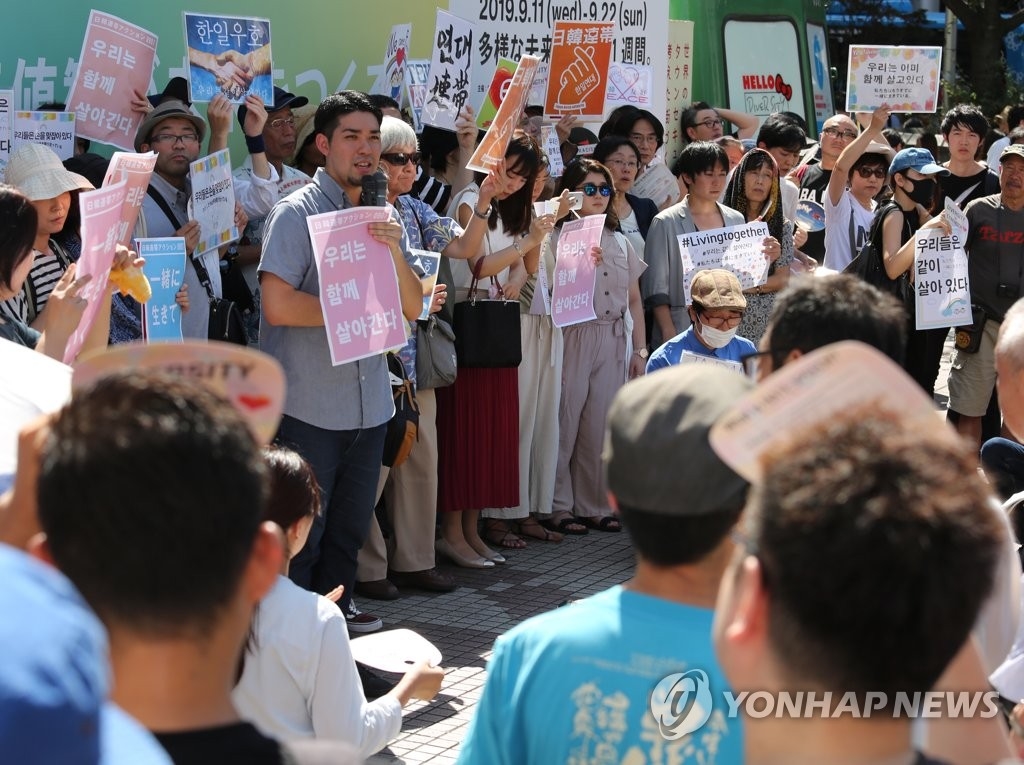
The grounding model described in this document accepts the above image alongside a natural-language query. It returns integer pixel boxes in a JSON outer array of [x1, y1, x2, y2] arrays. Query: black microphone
[[360, 169, 388, 206]]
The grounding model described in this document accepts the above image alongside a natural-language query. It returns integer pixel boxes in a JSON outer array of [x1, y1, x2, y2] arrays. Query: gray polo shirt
[[258, 168, 415, 431]]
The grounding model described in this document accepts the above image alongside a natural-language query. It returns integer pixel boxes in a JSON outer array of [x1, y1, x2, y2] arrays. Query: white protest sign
[[13, 111, 76, 160], [605, 63, 653, 115], [677, 222, 769, 305], [188, 149, 238, 256], [422, 10, 476, 132], [846, 45, 941, 113], [914, 227, 971, 331], [944, 195, 969, 245], [404, 59, 430, 132], [370, 23, 412, 100], [663, 20, 695, 166], [679, 351, 743, 374], [414, 249, 442, 321], [541, 125, 565, 177]]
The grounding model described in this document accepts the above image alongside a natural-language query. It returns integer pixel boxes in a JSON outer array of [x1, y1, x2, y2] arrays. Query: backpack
[[381, 353, 419, 468], [842, 201, 913, 306]]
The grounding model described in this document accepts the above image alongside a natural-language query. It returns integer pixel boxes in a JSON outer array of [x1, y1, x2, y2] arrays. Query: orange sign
[[467, 55, 540, 174], [543, 21, 614, 120]]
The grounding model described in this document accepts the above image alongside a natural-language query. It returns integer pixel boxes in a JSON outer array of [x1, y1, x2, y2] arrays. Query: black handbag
[[415, 314, 458, 389], [843, 201, 913, 306], [382, 352, 419, 468], [453, 256, 522, 369]]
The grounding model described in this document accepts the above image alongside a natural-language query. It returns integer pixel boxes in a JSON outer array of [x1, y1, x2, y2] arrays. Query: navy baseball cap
[[237, 86, 309, 128], [889, 147, 949, 177]]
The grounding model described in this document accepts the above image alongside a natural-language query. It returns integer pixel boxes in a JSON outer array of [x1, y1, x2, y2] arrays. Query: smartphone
[[567, 191, 584, 210]]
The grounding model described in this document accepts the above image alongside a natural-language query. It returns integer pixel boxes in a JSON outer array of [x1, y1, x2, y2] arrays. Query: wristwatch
[[634, 347, 649, 359]]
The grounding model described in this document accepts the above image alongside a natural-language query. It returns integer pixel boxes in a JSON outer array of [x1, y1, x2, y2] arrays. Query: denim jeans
[[276, 415, 387, 610]]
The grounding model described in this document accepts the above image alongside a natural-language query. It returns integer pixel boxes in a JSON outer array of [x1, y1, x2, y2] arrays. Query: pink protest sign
[[103, 150, 157, 247], [67, 11, 158, 151], [551, 215, 603, 328], [64, 179, 128, 364], [306, 207, 407, 366]]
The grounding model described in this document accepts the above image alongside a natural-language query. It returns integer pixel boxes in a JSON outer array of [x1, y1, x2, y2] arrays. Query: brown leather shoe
[[388, 567, 456, 593], [354, 578, 399, 600]]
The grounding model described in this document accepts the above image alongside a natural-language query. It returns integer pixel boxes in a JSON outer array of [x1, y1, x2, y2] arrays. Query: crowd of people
[[6, 33, 1024, 764]]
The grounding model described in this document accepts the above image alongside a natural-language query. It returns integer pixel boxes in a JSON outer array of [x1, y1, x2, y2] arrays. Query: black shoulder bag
[[843, 201, 913, 306]]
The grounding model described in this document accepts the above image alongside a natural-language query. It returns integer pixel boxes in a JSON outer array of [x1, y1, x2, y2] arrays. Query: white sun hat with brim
[[5, 143, 93, 201]]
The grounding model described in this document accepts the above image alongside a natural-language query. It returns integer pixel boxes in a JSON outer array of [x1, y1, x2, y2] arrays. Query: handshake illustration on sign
[[188, 44, 271, 100], [554, 46, 601, 113]]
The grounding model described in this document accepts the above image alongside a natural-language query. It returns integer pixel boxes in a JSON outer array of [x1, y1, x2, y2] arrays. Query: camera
[[998, 283, 1019, 299]]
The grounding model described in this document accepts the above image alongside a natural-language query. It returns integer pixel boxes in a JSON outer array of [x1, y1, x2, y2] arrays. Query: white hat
[[5, 143, 92, 201]]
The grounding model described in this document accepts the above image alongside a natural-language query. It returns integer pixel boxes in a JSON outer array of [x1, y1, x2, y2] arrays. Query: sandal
[[482, 519, 527, 549], [539, 513, 588, 536], [578, 515, 622, 533], [517, 516, 563, 543]]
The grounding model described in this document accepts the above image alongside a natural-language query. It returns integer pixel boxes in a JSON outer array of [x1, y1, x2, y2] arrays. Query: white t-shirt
[[823, 187, 875, 272]]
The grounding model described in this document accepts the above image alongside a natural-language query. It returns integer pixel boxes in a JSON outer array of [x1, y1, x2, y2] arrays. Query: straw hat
[[5, 143, 93, 201]]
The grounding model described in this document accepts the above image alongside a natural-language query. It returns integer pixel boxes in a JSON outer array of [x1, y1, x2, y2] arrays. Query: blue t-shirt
[[457, 586, 742, 765], [647, 326, 755, 373]]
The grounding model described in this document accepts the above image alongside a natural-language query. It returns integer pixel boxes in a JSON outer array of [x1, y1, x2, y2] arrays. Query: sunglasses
[[855, 166, 887, 179], [380, 152, 421, 166], [579, 182, 613, 197]]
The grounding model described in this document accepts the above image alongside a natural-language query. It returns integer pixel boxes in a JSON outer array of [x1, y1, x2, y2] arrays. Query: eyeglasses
[[380, 152, 421, 166], [629, 133, 658, 145], [268, 117, 296, 130], [151, 133, 199, 146], [604, 158, 639, 170], [855, 166, 887, 179], [694, 118, 724, 130], [699, 311, 742, 329], [740, 349, 775, 377], [580, 182, 613, 197], [822, 126, 859, 141]]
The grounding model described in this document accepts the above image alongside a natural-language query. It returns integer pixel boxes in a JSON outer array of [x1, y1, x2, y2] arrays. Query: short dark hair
[[680, 101, 714, 140], [1010, 126, 1024, 145], [940, 104, 989, 138], [850, 151, 889, 175], [750, 415, 1002, 700], [620, 503, 743, 566], [37, 372, 267, 638], [557, 158, 620, 231], [756, 116, 806, 153], [671, 140, 729, 180], [262, 446, 320, 533], [366, 93, 400, 113], [1010, 104, 1024, 129], [601, 106, 664, 147], [0, 185, 38, 292], [314, 90, 382, 142], [420, 124, 461, 174], [593, 135, 642, 167], [766, 275, 907, 367], [880, 128, 904, 150]]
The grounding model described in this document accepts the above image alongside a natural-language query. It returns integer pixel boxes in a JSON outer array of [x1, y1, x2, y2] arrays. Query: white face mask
[[697, 319, 739, 349]]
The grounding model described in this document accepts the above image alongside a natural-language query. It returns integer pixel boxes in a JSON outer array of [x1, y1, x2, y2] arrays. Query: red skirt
[[436, 365, 520, 512]]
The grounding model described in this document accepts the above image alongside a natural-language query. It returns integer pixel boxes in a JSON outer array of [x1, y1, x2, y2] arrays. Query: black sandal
[[578, 515, 622, 533], [539, 514, 588, 536]]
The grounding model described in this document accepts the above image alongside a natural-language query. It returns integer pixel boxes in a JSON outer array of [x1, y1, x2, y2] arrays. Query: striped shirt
[[0, 239, 71, 324], [410, 166, 452, 215]]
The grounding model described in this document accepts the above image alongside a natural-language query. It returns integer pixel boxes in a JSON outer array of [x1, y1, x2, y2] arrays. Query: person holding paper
[[601, 107, 678, 209], [823, 106, 895, 272], [259, 91, 424, 634], [547, 158, 646, 535], [642, 141, 746, 349], [646, 269, 756, 373]]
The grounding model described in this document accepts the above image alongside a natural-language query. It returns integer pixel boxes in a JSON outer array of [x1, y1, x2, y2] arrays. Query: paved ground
[[364, 331, 958, 763]]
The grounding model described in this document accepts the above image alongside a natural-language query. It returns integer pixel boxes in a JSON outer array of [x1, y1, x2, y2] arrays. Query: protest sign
[[189, 149, 238, 256], [944, 195, 969, 245], [631, 161, 680, 208], [13, 111, 76, 160], [413, 249, 442, 321], [605, 63, 653, 114], [306, 207, 407, 366], [183, 12, 272, 104], [476, 58, 517, 129], [914, 227, 971, 331], [63, 179, 128, 364], [136, 238, 186, 343], [404, 59, 430, 132], [540, 125, 565, 177], [677, 222, 769, 305], [350, 628, 442, 675], [551, 215, 603, 328], [846, 45, 941, 113], [467, 55, 540, 174], [544, 21, 614, 119], [663, 20, 695, 165], [679, 351, 743, 374], [370, 23, 412, 101], [67, 10, 157, 151], [103, 151, 157, 247], [422, 10, 475, 132], [0, 90, 11, 180]]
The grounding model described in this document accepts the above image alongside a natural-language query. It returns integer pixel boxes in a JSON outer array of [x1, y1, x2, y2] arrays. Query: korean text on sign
[[551, 215, 603, 328], [467, 55, 540, 174], [13, 111, 76, 160], [422, 9, 476, 132], [677, 222, 770, 306], [189, 149, 238, 256], [68, 10, 158, 152], [306, 207, 407, 366], [846, 46, 941, 113], [103, 151, 157, 247], [544, 21, 614, 119], [137, 237, 187, 343], [914, 227, 971, 331], [183, 12, 273, 104]]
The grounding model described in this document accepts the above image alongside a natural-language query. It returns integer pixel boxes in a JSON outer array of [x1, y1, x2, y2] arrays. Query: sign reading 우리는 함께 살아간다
[[63, 179, 129, 364], [13, 111, 76, 160], [914, 227, 971, 331], [677, 222, 770, 306], [544, 21, 614, 120], [189, 149, 238, 256], [306, 206, 408, 367], [103, 150, 157, 248], [421, 9, 476, 132], [67, 10, 158, 151], [183, 12, 272, 104], [137, 237, 186, 343], [551, 214, 603, 328], [846, 45, 941, 113], [370, 23, 412, 101], [467, 55, 539, 174]]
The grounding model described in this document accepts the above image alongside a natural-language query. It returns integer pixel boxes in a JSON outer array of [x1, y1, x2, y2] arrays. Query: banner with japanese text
[[544, 21, 614, 119], [137, 237, 186, 343]]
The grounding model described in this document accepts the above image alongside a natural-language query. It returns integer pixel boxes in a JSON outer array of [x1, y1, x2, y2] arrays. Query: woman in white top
[[233, 447, 443, 757]]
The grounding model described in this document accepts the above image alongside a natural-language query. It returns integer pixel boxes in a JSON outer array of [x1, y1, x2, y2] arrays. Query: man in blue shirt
[[457, 366, 749, 764], [647, 269, 755, 373]]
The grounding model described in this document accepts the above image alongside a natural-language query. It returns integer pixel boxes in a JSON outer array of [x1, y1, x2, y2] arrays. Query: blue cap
[[0, 544, 170, 764], [889, 147, 949, 177]]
